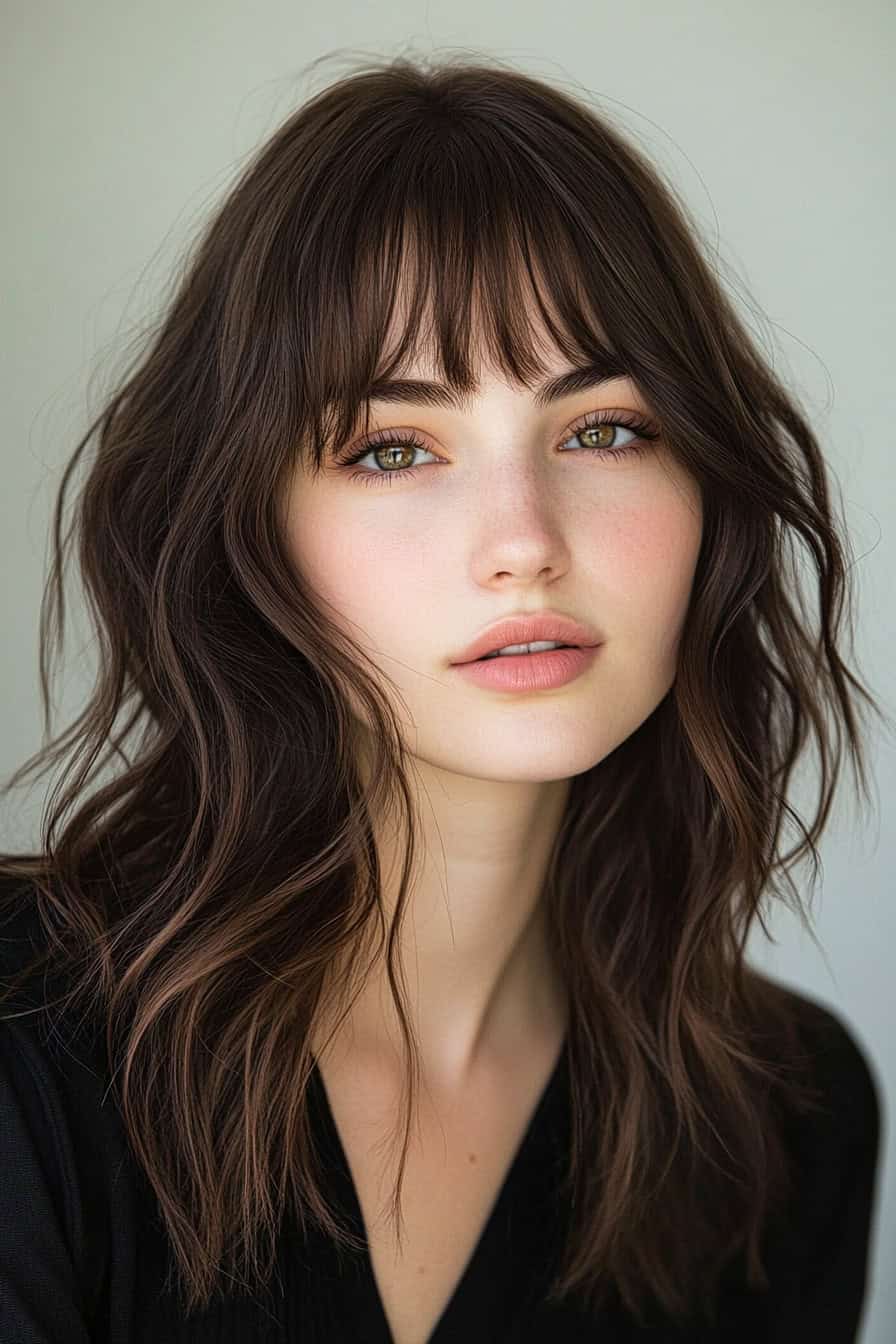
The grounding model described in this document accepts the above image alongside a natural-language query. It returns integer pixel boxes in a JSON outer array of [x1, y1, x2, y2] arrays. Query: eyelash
[[335, 410, 661, 488]]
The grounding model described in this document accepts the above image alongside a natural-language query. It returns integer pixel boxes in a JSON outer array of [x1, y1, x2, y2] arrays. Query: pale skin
[[282, 296, 704, 1107]]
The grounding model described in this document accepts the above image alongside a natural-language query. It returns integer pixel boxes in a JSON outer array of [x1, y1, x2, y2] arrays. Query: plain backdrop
[[2, 2, 894, 1340]]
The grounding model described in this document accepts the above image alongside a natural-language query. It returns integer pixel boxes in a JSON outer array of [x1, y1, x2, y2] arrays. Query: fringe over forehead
[[233, 62, 688, 476]]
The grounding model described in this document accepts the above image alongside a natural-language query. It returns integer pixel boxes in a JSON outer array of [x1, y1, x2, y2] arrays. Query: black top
[[0, 886, 883, 1343]]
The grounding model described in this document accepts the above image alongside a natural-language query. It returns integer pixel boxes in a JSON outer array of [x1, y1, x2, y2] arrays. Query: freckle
[[417, 1265, 426, 1275], [468, 1152, 477, 1164]]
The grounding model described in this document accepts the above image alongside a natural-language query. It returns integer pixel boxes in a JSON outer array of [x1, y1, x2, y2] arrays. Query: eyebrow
[[364, 352, 633, 413]]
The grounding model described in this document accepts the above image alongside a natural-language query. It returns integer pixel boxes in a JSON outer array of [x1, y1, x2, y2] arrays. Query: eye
[[333, 409, 661, 488]]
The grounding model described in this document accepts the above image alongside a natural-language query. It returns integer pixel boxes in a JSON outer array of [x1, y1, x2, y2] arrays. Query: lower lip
[[451, 645, 600, 691]]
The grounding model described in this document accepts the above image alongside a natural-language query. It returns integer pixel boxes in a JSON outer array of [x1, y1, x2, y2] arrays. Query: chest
[[317, 1037, 563, 1344]]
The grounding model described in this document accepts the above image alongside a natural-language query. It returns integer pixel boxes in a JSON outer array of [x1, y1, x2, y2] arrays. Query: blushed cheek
[[284, 503, 437, 742], [285, 503, 420, 653], [595, 493, 702, 664], [285, 504, 360, 618]]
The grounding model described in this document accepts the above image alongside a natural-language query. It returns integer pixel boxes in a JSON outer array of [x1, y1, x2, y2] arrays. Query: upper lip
[[450, 611, 602, 665]]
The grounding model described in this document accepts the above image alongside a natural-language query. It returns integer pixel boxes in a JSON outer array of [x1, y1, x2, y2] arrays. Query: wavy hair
[[0, 52, 889, 1330]]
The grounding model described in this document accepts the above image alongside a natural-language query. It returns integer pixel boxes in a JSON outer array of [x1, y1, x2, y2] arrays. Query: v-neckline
[[305, 1033, 569, 1344]]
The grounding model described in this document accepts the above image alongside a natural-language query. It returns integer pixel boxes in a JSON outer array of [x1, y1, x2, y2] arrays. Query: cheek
[[284, 499, 439, 739], [594, 493, 702, 652], [285, 500, 423, 637]]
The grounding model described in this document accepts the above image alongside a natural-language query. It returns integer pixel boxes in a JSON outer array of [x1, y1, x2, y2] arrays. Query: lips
[[450, 612, 602, 665]]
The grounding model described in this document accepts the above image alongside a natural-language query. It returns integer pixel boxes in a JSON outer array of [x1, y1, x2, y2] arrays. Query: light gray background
[[3, 2, 894, 1339]]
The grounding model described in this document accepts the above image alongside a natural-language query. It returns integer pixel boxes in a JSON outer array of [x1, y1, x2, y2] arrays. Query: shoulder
[[0, 871, 50, 973], [0, 872, 128, 1199], [749, 972, 883, 1318], [0, 872, 114, 1090], [0, 871, 64, 988], [0, 874, 86, 1051], [745, 969, 883, 1202], [764, 973, 882, 1145], [0, 876, 129, 1333], [0, 871, 108, 1136]]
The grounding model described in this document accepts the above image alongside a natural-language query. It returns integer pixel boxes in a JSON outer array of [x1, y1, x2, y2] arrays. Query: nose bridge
[[460, 375, 552, 456], [464, 390, 562, 498], [464, 442, 568, 552]]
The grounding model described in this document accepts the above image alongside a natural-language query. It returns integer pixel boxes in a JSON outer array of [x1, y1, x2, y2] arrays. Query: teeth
[[481, 640, 567, 661]]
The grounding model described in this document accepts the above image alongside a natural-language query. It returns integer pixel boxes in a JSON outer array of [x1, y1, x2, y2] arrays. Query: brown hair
[[0, 51, 889, 1330]]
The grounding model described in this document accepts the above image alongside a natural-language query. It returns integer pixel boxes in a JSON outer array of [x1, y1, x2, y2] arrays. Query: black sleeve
[[0, 1016, 93, 1343], [767, 1002, 884, 1343]]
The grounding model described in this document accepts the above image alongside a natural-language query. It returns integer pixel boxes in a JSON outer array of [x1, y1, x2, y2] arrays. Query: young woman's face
[[283, 338, 703, 786]]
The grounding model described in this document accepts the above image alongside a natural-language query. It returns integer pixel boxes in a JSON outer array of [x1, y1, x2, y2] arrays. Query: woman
[[0, 53, 885, 1343]]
